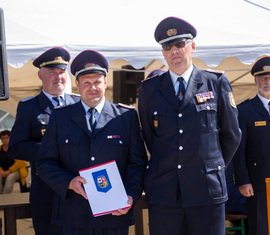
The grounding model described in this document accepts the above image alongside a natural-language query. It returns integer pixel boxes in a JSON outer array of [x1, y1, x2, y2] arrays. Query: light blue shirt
[[42, 90, 65, 107], [81, 97, 105, 131], [169, 65, 193, 95], [258, 93, 270, 113]]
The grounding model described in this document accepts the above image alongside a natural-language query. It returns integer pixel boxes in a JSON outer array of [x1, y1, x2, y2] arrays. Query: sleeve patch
[[228, 92, 236, 108]]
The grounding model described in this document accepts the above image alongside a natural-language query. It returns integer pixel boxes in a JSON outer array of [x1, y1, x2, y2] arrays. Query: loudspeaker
[[0, 8, 9, 100], [113, 65, 144, 105]]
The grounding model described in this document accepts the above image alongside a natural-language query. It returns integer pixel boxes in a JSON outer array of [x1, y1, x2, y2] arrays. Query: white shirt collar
[[42, 90, 65, 103], [169, 64, 194, 87], [81, 97, 105, 115], [258, 93, 270, 112]]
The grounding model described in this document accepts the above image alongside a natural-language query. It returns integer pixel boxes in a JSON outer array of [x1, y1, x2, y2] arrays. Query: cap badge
[[54, 56, 64, 61], [84, 63, 96, 69], [263, 65, 270, 72], [167, 28, 177, 37]]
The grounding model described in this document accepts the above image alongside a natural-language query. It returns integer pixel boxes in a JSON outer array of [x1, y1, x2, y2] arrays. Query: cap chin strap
[[40, 60, 69, 68], [159, 33, 193, 44], [75, 66, 107, 78], [254, 70, 270, 76]]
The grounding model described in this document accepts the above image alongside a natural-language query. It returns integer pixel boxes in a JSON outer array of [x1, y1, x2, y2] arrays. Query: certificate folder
[[79, 160, 130, 217]]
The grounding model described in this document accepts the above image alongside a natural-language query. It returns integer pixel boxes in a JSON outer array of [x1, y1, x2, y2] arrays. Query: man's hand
[[239, 183, 254, 197], [68, 176, 87, 200], [0, 169, 9, 178], [112, 196, 133, 216]]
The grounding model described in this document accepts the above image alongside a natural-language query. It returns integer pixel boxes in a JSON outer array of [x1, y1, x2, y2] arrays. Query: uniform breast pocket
[[150, 108, 175, 137], [195, 102, 217, 130], [57, 135, 80, 164], [105, 137, 129, 160]]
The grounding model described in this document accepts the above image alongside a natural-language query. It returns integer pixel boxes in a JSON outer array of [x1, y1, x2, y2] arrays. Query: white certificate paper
[[79, 160, 130, 217]]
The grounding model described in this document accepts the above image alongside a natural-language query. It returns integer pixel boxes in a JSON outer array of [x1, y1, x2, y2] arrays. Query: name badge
[[255, 121, 267, 126]]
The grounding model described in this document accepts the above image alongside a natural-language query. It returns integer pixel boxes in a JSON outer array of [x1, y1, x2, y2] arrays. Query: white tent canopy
[[2, 0, 270, 68], [0, 0, 270, 119]]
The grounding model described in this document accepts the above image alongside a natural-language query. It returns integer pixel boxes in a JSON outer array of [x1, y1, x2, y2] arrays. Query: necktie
[[268, 101, 270, 114], [52, 96, 61, 107], [177, 77, 185, 101], [88, 108, 97, 131]]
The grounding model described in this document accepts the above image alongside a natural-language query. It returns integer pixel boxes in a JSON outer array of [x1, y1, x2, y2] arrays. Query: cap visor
[[44, 64, 67, 70]]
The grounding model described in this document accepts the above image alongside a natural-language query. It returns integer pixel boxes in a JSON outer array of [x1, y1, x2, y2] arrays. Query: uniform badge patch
[[153, 111, 158, 128], [255, 121, 267, 126], [107, 135, 121, 139], [37, 113, 49, 136], [195, 91, 214, 103], [228, 92, 236, 108], [92, 169, 112, 193]]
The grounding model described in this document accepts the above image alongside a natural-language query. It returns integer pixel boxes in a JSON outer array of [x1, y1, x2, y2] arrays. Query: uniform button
[[146, 165, 149, 169], [218, 165, 221, 170], [179, 146, 183, 150], [119, 140, 123, 144], [90, 157, 95, 161], [206, 106, 210, 110], [65, 139, 69, 143], [178, 165, 181, 169], [179, 129, 183, 134], [178, 113, 182, 118], [254, 163, 257, 166]]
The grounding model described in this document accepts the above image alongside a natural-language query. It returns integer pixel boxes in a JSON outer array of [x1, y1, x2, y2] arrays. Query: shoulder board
[[204, 68, 224, 75], [141, 75, 157, 83], [69, 93, 80, 97], [21, 96, 34, 102], [238, 99, 250, 107], [117, 103, 135, 109], [54, 104, 73, 110]]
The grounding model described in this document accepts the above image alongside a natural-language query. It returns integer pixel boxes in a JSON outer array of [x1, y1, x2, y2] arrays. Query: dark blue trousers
[[62, 227, 129, 235], [148, 203, 225, 235], [247, 190, 268, 235]]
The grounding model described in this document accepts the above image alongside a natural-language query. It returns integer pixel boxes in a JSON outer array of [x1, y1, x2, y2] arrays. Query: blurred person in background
[[0, 129, 28, 193], [233, 56, 270, 235]]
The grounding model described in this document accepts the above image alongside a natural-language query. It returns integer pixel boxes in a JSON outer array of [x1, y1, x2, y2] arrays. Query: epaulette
[[20, 96, 34, 102], [204, 68, 224, 75], [238, 99, 250, 107], [117, 103, 135, 109], [54, 104, 72, 110], [141, 75, 157, 83], [69, 93, 80, 97]]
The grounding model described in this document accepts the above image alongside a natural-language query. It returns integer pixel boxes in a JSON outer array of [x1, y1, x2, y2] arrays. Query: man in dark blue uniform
[[37, 50, 146, 235], [8, 47, 80, 235], [138, 16, 241, 235], [233, 56, 270, 235]]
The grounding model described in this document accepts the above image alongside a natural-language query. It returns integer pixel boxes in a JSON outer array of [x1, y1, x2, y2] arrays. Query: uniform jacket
[[138, 67, 241, 207], [233, 95, 270, 191], [8, 91, 80, 204], [37, 100, 147, 228]]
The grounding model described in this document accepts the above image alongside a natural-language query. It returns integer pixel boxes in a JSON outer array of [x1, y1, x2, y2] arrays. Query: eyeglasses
[[162, 39, 192, 51]]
